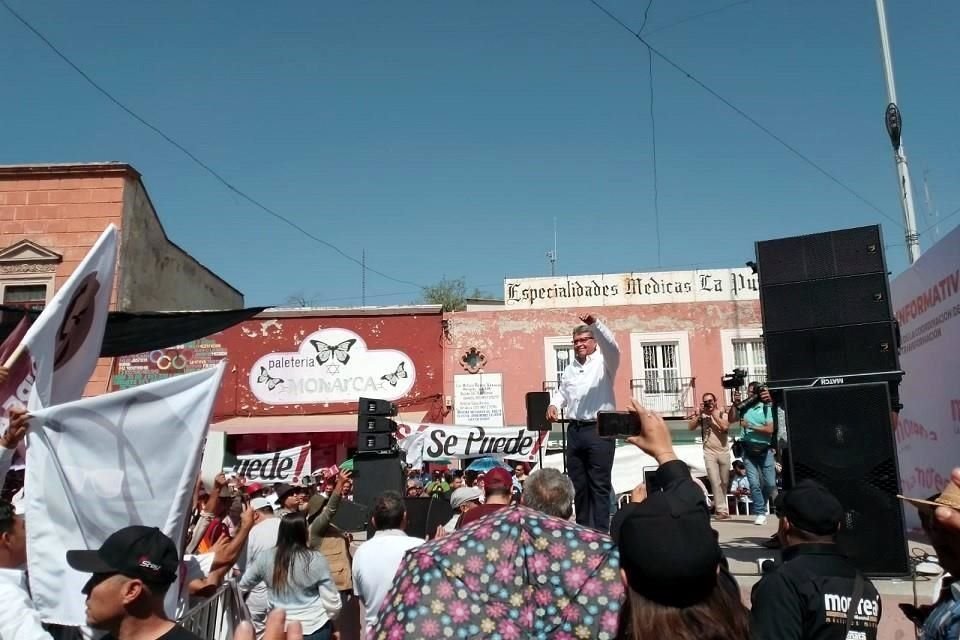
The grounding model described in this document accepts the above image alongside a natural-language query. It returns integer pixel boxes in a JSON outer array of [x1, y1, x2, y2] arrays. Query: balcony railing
[[630, 376, 696, 416], [542, 381, 558, 393]]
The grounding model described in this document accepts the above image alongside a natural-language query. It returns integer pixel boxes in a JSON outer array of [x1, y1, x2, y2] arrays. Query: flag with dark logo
[[17, 225, 118, 410], [25, 362, 226, 625]]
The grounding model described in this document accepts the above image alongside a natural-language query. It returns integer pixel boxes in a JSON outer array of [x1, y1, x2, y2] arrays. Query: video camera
[[733, 383, 773, 415], [720, 368, 748, 390]]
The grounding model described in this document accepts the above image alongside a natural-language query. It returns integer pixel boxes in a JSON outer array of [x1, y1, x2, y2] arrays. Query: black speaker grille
[[757, 226, 884, 285], [760, 273, 893, 332], [785, 384, 907, 575], [353, 453, 405, 509], [765, 322, 899, 379]]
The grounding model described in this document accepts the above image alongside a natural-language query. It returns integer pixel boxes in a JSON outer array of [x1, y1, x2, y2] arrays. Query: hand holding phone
[[597, 411, 640, 438]]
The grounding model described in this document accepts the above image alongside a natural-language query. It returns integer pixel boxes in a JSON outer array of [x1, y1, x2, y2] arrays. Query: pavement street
[[716, 514, 939, 638]]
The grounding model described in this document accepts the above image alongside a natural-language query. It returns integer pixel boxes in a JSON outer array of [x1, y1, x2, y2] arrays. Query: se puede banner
[[397, 423, 548, 467], [232, 444, 312, 483]]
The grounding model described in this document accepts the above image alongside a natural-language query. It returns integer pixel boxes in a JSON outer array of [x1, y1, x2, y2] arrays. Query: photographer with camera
[[687, 392, 731, 520], [737, 382, 779, 526]]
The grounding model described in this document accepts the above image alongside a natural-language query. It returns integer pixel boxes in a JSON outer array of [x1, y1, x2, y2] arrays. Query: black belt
[[568, 419, 597, 428]]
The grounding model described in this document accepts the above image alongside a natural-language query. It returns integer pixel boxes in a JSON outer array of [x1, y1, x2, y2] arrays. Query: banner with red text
[[397, 423, 549, 468], [891, 224, 960, 529], [232, 444, 311, 483]]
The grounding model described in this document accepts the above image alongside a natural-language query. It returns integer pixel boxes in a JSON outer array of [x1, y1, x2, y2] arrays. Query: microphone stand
[[560, 407, 567, 474]]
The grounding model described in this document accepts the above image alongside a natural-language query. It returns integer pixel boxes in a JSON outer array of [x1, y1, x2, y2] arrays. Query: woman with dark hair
[[611, 400, 750, 640], [240, 512, 341, 640]]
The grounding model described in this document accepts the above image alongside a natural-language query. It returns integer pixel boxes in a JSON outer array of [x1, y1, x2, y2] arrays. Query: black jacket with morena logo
[[750, 543, 881, 640]]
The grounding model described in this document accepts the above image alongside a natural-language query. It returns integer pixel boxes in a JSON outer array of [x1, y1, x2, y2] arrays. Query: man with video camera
[[735, 382, 779, 526], [687, 392, 731, 520]]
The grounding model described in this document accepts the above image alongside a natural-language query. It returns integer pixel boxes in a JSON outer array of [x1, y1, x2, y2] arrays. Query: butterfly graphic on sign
[[310, 339, 357, 366], [249, 329, 416, 405], [256, 366, 284, 391], [380, 362, 408, 387]]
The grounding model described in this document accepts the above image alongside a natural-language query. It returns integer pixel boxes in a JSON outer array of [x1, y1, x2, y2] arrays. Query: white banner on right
[[890, 224, 960, 530]]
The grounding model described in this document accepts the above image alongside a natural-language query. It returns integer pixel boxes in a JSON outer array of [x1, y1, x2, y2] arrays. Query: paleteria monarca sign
[[248, 328, 416, 405]]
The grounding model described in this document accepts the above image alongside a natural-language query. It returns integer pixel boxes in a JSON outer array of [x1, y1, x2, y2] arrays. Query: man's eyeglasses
[[572, 337, 594, 345]]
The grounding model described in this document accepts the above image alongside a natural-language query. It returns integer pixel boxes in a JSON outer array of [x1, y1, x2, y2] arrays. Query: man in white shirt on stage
[[547, 314, 620, 532]]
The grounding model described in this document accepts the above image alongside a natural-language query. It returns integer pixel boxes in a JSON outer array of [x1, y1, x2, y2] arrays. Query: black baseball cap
[[66, 526, 179, 586], [614, 494, 721, 607], [775, 479, 843, 535]]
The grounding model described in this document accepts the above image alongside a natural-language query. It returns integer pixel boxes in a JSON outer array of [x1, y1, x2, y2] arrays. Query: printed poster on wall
[[454, 373, 504, 427], [112, 337, 227, 391], [890, 224, 960, 529], [248, 328, 416, 405]]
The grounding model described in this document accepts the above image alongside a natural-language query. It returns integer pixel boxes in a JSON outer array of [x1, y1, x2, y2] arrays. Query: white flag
[[17, 224, 117, 408], [25, 362, 226, 625]]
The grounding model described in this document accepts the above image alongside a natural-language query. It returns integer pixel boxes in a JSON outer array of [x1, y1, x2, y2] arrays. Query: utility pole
[[546, 217, 558, 276], [875, 0, 921, 263], [361, 248, 366, 307]]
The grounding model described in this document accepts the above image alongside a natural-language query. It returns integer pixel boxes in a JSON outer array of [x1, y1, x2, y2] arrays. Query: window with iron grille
[[733, 339, 767, 384], [2, 284, 48, 310], [641, 343, 680, 394], [553, 345, 574, 384]]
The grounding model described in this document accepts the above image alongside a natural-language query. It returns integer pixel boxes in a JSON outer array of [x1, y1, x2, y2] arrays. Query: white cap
[[250, 497, 273, 512], [450, 486, 483, 510]]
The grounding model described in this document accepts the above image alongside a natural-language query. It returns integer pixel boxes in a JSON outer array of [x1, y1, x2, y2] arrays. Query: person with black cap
[[67, 525, 202, 640], [611, 400, 749, 640], [750, 480, 881, 640]]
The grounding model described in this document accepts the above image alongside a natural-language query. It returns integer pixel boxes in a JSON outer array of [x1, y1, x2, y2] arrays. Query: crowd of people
[[3, 398, 959, 640], [1, 312, 959, 640]]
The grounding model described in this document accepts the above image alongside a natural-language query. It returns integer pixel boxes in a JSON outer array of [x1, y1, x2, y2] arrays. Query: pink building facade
[[444, 268, 765, 432]]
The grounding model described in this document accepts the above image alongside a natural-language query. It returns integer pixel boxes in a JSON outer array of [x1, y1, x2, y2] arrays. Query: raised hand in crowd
[[0, 406, 29, 450], [577, 313, 596, 325], [235, 609, 303, 640], [335, 469, 352, 493], [629, 482, 647, 505], [935, 468, 960, 533], [624, 399, 677, 465]]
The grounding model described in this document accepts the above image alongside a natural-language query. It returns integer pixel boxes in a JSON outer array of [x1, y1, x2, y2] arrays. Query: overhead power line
[[585, 0, 905, 231], [0, 0, 425, 290], [643, 0, 753, 36], [917, 204, 960, 236]]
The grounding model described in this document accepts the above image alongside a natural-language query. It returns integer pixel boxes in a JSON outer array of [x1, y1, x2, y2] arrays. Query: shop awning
[[212, 412, 428, 435]]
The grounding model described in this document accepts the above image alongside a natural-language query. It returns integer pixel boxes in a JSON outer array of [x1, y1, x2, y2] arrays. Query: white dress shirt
[[0, 567, 52, 639], [549, 320, 620, 421], [352, 529, 424, 635]]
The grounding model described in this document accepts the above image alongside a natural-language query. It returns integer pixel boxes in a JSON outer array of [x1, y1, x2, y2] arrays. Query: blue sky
[[1, 0, 957, 306]]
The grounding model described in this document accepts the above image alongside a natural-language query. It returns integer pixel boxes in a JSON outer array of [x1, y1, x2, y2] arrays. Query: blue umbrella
[[465, 457, 513, 473]]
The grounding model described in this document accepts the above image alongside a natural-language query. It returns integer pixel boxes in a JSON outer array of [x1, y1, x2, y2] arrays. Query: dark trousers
[[566, 421, 616, 532]]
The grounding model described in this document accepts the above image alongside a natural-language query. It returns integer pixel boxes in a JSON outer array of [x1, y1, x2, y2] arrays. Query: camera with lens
[[734, 384, 768, 414], [720, 368, 748, 390]]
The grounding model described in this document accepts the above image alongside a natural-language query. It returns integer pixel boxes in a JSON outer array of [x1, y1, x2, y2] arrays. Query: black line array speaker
[[756, 225, 900, 381], [403, 497, 455, 539], [783, 383, 908, 576], [353, 452, 405, 511]]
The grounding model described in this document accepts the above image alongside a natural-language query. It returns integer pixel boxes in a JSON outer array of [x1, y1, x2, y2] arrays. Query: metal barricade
[[178, 578, 250, 640]]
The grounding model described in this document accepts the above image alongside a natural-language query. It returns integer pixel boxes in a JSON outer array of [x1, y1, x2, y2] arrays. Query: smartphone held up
[[597, 411, 642, 439]]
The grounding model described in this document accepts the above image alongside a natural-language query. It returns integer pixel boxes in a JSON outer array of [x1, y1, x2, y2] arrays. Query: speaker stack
[[352, 397, 405, 511], [756, 225, 908, 576]]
